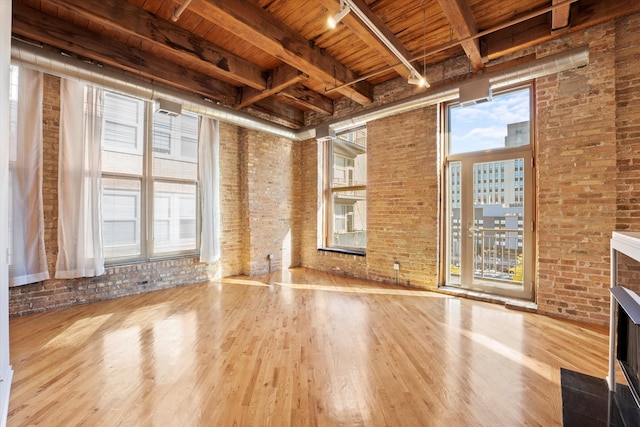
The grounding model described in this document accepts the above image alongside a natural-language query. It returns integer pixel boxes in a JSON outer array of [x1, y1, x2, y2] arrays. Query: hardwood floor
[[8, 268, 610, 426]]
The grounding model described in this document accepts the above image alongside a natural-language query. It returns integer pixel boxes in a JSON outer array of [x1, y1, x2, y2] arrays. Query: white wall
[[0, 1, 14, 426]]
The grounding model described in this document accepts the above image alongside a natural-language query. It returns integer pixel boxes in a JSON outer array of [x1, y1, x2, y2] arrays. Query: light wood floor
[[8, 268, 610, 426]]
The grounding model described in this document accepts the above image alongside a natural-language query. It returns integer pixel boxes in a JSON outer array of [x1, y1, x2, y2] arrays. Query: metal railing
[[450, 227, 524, 283]]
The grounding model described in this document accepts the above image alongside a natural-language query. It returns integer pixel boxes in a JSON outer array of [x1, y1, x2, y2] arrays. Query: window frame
[[319, 126, 367, 255], [441, 83, 535, 299], [101, 91, 201, 265]]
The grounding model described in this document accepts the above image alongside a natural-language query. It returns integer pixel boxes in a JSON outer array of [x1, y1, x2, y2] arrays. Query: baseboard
[[0, 365, 13, 427]]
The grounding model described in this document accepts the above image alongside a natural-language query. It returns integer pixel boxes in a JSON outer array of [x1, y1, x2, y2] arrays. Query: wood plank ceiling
[[11, 0, 640, 128]]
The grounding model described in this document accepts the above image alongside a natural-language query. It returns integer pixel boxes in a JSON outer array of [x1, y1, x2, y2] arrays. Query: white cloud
[[449, 89, 530, 153]]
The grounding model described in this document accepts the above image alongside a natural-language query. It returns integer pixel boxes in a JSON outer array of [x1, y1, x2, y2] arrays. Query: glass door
[[445, 87, 534, 300]]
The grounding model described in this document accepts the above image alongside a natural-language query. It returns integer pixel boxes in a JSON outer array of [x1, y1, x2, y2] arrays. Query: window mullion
[[325, 139, 333, 248], [144, 101, 153, 260]]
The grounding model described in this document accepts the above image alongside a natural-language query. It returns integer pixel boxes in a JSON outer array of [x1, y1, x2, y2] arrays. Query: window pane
[[332, 132, 366, 189], [102, 92, 144, 175], [325, 127, 367, 251], [153, 112, 198, 180], [153, 181, 197, 254], [448, 88, 530, 155], [102, 178, 141, 258], [331, 191, 366, 249]]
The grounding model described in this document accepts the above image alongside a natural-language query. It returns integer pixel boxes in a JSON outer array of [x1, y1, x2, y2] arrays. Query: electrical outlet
[[267, 253, 274, 260], [393, 262, 400, 270]]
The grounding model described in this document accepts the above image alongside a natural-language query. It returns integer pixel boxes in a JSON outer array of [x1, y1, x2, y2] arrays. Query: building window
[[101, 91, 200, 263], [321, 127, 367, 252]]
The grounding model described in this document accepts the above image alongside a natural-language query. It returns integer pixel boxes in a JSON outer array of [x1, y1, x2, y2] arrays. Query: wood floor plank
[[8, 268, 610, 426]]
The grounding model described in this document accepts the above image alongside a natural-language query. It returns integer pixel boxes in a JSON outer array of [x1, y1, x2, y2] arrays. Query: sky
[[448, 88, 530, 154]]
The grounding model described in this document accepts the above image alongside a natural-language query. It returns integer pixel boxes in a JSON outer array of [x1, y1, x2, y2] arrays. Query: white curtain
[[198, 117, 221, 263], [10, 67, 50, 286], [55, 79, 105, 278]]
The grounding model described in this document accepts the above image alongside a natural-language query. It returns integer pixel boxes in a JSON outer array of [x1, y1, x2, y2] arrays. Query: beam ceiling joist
[[436, 0, 483, 70], [188, 0, 373, 105], [236, 64, 308, 110], [319, 0, 412, 79], [552, 0, 572, 30], [279, 85, 334, 116], [47, 0, 271, 91], [250, 98, 305, 129], [12, 3, 238, 105], [482, 0, 640, 60]]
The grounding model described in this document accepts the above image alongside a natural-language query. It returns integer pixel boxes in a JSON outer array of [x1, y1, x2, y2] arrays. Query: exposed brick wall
[[243, 129, 299, 275], [9, 258, 211, 315], [366, 107, 439, 288], [535, 23, 618, 324], [42, 74, 60, 282], [219, 122, 244, 277]]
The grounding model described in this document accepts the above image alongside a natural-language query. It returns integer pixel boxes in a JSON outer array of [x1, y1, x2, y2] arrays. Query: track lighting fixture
[[332, 0, 430, 88], [408, 70, 427, 87], [328, 1, 350, 29]]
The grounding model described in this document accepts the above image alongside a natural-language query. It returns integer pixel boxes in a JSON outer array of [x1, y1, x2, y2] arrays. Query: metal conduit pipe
[[171, 0, 193, 22], [10, 39, 298, 140], [296, 45, 590, 140], [11, 40, 588, 142], [489, 45, 589, 89]]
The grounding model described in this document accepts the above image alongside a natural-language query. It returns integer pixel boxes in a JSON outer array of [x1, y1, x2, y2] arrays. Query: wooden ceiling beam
[[552, 0, 571, 30], [250, 98, 305, 129], [188, 0, 373, 105], [319, 0, 411, 79], [12, 3, 238, 105], [47, 0, 269, 90], [436, 0, 484, 70], [483, 0, 640, 60], [279, 85, 334, 115], [236, 64, 308, 110]]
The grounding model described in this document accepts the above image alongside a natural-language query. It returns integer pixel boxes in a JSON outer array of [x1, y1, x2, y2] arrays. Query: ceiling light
[[342, 0, 429, 88], [328, 2, 350, 29], [408, 71, 428, 88]]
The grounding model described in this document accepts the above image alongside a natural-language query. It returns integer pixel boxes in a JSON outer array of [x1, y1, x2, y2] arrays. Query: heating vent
[[459, 80, 492, 107]]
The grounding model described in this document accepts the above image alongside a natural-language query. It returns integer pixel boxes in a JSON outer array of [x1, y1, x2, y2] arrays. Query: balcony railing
[[449, 227, 524, 283]]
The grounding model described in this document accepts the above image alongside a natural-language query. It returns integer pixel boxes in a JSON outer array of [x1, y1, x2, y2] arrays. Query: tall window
[[444, 86, 533, 300], [101, 91, 200, 262], [321, 127, 367, 252]]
